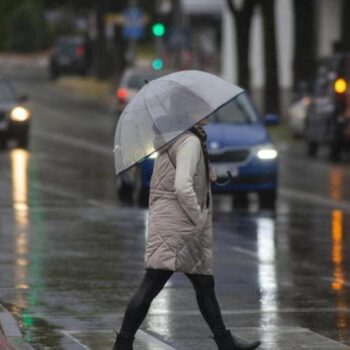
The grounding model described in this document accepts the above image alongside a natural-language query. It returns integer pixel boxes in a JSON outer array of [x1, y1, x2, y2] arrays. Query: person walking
[[112, 119, 261, 350]]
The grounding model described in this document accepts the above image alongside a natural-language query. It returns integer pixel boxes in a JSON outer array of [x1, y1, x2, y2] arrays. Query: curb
[[0, 331, 15, 350], [50, 78, 115, 113], [0, 305, 34, 350]]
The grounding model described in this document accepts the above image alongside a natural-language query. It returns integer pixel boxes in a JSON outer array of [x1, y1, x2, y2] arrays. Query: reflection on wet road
[[1, 70, 350, 349]]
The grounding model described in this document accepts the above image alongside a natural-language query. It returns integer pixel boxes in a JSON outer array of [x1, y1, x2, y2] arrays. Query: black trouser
[[119, 269, 227, 337]]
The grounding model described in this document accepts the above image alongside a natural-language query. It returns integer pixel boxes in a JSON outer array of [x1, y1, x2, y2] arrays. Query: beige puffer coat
[[145, 132, 213, 275]]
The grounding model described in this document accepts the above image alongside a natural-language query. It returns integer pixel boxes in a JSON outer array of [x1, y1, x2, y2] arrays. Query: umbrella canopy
[[114, 70, 244, 176]]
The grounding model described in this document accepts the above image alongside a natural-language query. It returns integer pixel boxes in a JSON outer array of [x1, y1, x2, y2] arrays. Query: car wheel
[[138, 187, 150, 207], [118, 181, 133, 202], [307, 141, 318, 158], [259, 190, 277, 210], [232, 193, 249, 210]]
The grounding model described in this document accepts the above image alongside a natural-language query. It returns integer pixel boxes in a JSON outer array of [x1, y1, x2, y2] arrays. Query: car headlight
[[10, 107, 30, 122], [255, 144, 278, 160], [148, 152, 159, 159]]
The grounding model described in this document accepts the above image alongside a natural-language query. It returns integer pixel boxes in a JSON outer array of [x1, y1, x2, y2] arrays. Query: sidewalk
[[54, 76, 114, 111], [0, 52, 48, 69], [0, 330, 15, 350], [0, 305, 33, 350], [50, 57, 152, 112]]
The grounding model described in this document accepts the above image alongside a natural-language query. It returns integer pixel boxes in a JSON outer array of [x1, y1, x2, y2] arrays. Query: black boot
[[214, 330, 261, 350], [112, 331, 134, 350]]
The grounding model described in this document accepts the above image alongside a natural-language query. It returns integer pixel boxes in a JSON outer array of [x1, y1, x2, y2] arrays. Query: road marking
[[230, 246, 259, 259], [62, 327, 350, 349], [147, 306, 350, 316], [3, 305, 350, 319], [0, 170, 116, 209], [279, 187, 350, 212], [32, 128, 350, 213], [226, 327, 350, 349], [63, 329, 176, 350], [61, 330, 89, 349], [320, 276, 350, 287], [229, 245, 350, 286], [29, 181, 114, 208], [137, 330, 176, 350], [32, 130, 112, 156]]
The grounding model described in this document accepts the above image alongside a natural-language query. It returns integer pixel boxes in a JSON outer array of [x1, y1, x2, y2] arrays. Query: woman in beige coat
[[113, 119, 260, 350]]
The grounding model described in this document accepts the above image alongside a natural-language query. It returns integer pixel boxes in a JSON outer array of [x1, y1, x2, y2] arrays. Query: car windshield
[[54, 43, 79, 55], [208, 93, 259, 124], [128, 73, 158, 89], [0, 81, 16, 103], [54, 37, 84, 55]]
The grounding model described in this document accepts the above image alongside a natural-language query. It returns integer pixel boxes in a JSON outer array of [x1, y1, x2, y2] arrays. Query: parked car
[[305, 54, 350, 160], [115, 68, 172, 114], [0, 78, 31, 149], [121, 92, 279, 210], [49, 36, 91, 80]]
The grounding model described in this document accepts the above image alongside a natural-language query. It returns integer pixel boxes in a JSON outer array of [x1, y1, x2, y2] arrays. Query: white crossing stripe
[[62, 329, 176, 350]]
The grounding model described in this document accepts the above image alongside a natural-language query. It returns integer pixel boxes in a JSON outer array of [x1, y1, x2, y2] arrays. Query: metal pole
[[126, 0, 138, 67], [172, 0, 183, 69]]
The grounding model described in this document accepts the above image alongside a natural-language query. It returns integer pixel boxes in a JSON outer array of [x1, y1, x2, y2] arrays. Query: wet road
[[1, 65, 350, 350]]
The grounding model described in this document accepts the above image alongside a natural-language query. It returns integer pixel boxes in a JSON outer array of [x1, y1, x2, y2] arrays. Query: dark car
[[305, 54, 350, 160], [0, 79, 31, 149], [49, 36, 91, 80]]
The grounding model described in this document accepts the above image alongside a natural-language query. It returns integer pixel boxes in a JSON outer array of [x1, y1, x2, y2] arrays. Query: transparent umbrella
[[114, 70, 243, 176]]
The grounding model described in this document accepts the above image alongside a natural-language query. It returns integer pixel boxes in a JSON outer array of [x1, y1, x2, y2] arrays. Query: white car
[[115, 68, 172, 114]]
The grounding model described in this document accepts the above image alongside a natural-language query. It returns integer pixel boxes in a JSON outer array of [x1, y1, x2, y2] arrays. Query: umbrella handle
[[214, 171, 234, 187]]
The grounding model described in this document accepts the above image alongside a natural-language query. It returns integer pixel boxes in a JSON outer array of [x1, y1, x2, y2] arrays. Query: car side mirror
[[264, 113, 279, 126], [18, 95, 29, 103]]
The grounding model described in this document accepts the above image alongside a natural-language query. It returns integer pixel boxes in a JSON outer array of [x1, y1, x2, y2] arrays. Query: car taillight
[[117, 88, 128, 103], [75, 46, 86, 56]]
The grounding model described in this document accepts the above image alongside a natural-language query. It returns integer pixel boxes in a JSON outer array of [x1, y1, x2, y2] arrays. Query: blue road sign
[[123, 7, 144, 40]]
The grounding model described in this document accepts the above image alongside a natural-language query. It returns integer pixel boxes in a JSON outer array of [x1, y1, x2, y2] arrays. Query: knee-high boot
[[112, 331, 134, 350], [214, 330, 261, 350]]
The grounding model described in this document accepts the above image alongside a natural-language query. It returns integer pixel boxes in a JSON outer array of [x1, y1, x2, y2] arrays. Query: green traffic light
[[152, 58, 164, 70], [152, 23, 165, 37]]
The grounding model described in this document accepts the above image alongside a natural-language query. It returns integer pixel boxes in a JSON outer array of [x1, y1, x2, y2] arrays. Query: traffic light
[[152, 58, 164, 71], [334, 77, 347, 94], [152, 23, 165, 37]]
